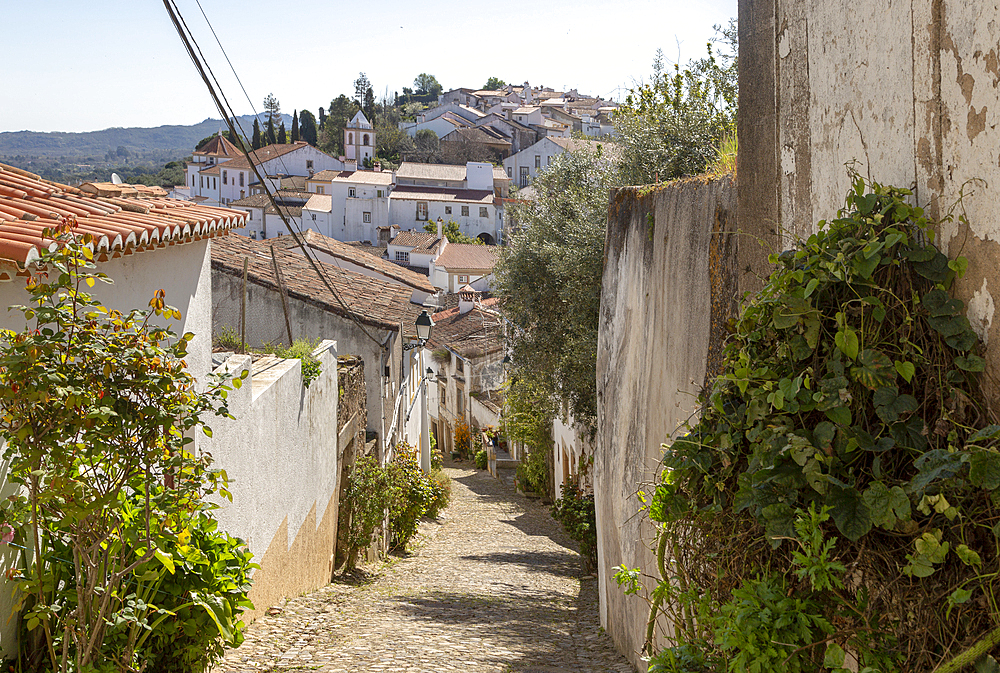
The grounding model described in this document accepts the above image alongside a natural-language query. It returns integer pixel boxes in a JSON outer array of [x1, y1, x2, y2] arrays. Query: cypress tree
[[266, 117, 276, 145], [299, 110, 318, 146], [252, 118, 262, 150], [291, 110, 300, 142], [278, 122, 287, 144], [318, 107, 326, 129]]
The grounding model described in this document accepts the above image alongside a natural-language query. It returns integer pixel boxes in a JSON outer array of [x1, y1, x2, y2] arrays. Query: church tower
[[344, 111, 375, 167]]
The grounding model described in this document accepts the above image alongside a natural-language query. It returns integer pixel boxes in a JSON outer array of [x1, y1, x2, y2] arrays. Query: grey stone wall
[[596, 176, 745, 669]]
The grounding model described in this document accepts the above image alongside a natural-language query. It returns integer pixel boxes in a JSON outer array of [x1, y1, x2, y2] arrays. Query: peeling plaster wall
[[741, 0, 1000, 402], [596, 177, 742, 670]]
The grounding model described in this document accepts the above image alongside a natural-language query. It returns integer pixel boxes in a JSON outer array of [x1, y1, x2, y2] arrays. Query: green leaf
[[928, 314, 972, 337], [955, 543, 982, 567], [851, 349, 896, 390], [873, 386, 918, 423], [969, 451, 1000, 490], [923, 288, 962, 317], [789, 335, 813, 360], [825, 484, 872, 541], [854, 252, 879, 279], [950, 587, 973, 605], [825, 406, 852, 426], [862, 481, 893, 527], [949, 256, 969, 279], [803, 278, 820, 298], [153, 548, 175, 575], [894, 360, 916, 383], [974, 654, 1000, 673], [910, 450, 968, 493], [773, 305, 801, 329], [824, 642, 846, 668], [970, 425, 1000, 443], [912, 250, 951, 282], [835, 328, 859, 360], [947, 331, 978, 352], [955, 354, 986, 372]]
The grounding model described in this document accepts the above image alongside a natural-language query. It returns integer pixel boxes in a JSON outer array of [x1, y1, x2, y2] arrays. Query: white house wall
[[201, 342, 339, 619]]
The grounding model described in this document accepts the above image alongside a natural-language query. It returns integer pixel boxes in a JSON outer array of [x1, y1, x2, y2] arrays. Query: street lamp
[[403, 310, 435, 351]]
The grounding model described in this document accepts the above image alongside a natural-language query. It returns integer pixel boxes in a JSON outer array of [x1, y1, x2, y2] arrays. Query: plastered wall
[[596, 176, 740, 670], [740, 0, 1000, 400], [201, 342, 340, 619]]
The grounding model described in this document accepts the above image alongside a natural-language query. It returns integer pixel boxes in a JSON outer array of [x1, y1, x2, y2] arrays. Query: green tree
[[410, 129, 440, 163], [0, 224, 246, 671], [422, 219, 483, 245], [252, 118, 262, 150], [364, 88, 376, 124], [483, 77, 506, 90], [495, 146, 615, 426], [413, 73, 443, 98], [318, 106, 326, 129], [299, 109, 318, 146], [278, 121, 287, 144], [291, 110, 299, 142], [262, 92, 281, 128], [614, 26, 737, 185], [266, 116, 276, 146], [354, 72, 372, 108], [318, 94, 358, 157]]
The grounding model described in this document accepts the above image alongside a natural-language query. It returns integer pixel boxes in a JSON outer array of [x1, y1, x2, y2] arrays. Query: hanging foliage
[[634, 177, 1000, 671]]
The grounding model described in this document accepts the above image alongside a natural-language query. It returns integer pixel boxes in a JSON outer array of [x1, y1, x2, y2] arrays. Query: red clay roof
[[426, 300, 503, 359], [0, 163, 247, 280], [211, 234, 423, 331], [389, 230, 438, 249], [193, 135, 243, 158], [221, 142, 315, 171], [268, 229, 435, 294], [434, 243, 499, 271]]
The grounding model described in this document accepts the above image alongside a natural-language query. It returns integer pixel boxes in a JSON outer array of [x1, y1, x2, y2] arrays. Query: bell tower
[[344, 111, 375, 167]]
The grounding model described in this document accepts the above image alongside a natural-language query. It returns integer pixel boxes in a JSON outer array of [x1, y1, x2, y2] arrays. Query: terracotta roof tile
[[268, 229, 435, 294], [211, 234, 422, 331], [434, 243, 499, 271], [193, 135, 243, 158], [390, 230, 438, 249], [307, 170, 394, 185], [390, 186, 493, 204], [219, 142, 314, 171], [426, 301, 503, 358], [0, 163, 246, 280]]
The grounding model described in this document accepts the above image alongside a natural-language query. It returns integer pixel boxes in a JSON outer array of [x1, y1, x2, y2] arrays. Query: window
[[395, 250, 410, 264], [535, 155, 541, 168], [445, 206, 452, 215], [377, 189, 384, 198], [456, 358, 464, 374], [439, 382, 447, 410], [239, 172, 244, 187], [461, 205, 469, 217], [191, 175, 195, 187], [213, 177, 217, 189], [200, 176, 204, 188], [311, 213, 317, 221], [223, 170, 227, 185], [519, 166, 529, 188], [248, 211, 253, 220], [416, 202, 428, 221], [458, 274, 469, 283], [349, 187, 356, 197], [363, 134, 369, 146], [506, 167, 512, 177], [479, 207, 488, 218], [317, 186, 325, 194], [457, 387, 465, 415], [547, 156, 553, 165], [363, 212, 371, 223], [348, 133, 353, 145], [306, 160, 314, 170]]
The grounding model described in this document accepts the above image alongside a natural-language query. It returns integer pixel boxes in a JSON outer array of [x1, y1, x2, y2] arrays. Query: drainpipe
[[420, 349, 431, 474]]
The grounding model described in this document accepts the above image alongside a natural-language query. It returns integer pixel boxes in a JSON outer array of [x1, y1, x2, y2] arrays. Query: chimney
[[436, 217, 444, 240], [458, 285, 479, 314]]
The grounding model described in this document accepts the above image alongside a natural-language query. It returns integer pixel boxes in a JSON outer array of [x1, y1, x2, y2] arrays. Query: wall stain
[[968, 105, 988, 141]]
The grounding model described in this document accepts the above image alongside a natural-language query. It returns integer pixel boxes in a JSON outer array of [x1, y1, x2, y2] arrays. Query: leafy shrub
[[425, 468, 452, 519], [386, 445, 439, 551], [474, 448, 488, 470], [639, 177, 999, 670], [551, 482, 598, 572], [137, 514, 256, 673], [269, 339, 323, 388], [342, 454, 391, 570], [516, 446, 549, 496]]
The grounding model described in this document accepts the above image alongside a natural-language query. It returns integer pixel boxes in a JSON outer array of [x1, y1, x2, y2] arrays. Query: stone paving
[[217, 462, 636, 673]]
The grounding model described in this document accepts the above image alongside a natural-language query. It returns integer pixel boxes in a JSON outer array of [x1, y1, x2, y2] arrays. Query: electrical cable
[[162, 0, 386, 351]]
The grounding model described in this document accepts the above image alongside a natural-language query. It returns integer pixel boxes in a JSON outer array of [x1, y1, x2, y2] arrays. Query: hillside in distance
[[0, 114, 291, 160]]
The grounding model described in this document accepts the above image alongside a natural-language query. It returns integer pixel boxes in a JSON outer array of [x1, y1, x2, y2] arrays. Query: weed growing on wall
[[631, 177, 1000, 671], [552, 482, 598, 572]]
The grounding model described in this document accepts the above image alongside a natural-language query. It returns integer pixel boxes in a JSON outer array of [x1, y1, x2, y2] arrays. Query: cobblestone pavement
[[217, 462, 636, 673]]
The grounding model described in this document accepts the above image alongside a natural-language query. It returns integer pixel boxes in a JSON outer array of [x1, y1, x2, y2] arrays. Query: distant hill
[[0, 114, 293, 160]]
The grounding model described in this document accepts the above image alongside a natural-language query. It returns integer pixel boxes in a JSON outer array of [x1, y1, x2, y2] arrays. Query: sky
[[0, 0, 738, 134]]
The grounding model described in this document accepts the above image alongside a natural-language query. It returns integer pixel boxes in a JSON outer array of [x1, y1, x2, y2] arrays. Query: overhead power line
[[161, 0, 386, 350]]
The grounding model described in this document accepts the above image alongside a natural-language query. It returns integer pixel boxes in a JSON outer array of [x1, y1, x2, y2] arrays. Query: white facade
[[344, 111, 375, 166], [552, 411, 594, 499], [305, 173, 393, 243], [389, 196, 495, 241], [503, 137, 565, 187]]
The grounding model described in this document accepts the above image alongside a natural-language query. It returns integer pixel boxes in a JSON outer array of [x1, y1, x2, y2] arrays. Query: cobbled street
[[217, 462, 635, 673]]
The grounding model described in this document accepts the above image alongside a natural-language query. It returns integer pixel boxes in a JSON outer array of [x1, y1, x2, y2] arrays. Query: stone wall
[[739, 0, 1000, 401], [595, 176, 747, 669]]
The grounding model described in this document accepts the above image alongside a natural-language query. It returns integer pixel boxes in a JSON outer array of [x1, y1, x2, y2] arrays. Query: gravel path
[[217, 462, 635, 673]]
